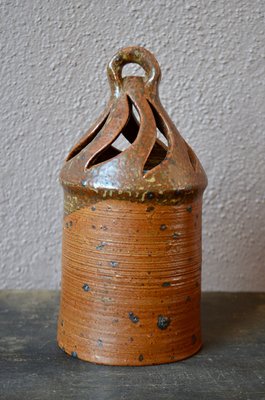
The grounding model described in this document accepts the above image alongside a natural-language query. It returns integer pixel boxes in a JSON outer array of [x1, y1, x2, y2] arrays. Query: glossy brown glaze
[[57, 46, 207, 365]]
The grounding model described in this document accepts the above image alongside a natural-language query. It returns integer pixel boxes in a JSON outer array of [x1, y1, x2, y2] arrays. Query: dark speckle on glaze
[[192, 334, 197, 344], [186, 206, 192, 213], [139, 354, 144, 362], [96, 242, 107, 250], [160, 224, 167, 231], [128, 311, 139, 324], [97, 339, 103, 347], [157, 315, 171, 330], [110, 261, 119, 267], [146, 192, 154, 200], [82, 283, 90, 292], [173, 232, 181, 239], [162, 282, 171, 287], [71, 351, 78, 358]]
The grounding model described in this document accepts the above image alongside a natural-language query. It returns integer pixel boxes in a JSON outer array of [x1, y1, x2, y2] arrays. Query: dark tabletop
[[0, 291, 265, 400]]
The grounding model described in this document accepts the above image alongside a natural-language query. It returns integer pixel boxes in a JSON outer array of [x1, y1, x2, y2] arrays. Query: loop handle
[[107, 46, 161, 94]]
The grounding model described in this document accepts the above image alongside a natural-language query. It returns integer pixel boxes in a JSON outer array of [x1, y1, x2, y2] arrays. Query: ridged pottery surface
[[58, 197, 202, 365], [57, 46, 207, 365]]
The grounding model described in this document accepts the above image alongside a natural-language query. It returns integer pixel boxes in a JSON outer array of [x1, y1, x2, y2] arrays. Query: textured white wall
[[1, 0, 264, 290]]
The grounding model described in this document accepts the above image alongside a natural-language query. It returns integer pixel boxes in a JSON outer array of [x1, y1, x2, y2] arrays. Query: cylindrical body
[[57, 193, 202, 365]]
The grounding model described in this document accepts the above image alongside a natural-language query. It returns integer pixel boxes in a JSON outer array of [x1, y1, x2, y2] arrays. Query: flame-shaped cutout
[[66, 113, 110, 162], [86, 96, 140, 169], [143, 101, 168, 174], [84, 97, 170, 174], [112, 104, 139, 150]]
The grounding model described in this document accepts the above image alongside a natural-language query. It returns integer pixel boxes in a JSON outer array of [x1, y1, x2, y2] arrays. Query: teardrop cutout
[[143, 101, 169, 174], [66, 113, 109, 161], [86, 97, 140, 170]]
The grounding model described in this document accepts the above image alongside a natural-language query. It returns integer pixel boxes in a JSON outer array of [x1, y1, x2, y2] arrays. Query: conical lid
[[60, 46, 207, 203]]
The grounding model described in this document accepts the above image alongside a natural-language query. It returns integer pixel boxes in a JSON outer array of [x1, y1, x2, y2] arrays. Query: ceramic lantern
[[57, 46, 207, 366]]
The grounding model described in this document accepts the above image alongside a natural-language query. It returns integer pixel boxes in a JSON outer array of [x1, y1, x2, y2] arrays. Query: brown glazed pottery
[[57, 46, 208, 366]]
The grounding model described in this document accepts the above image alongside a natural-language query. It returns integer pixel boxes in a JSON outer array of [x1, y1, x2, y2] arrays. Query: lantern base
[[58, 197, 203, 366], [57, 338, 202, 366]]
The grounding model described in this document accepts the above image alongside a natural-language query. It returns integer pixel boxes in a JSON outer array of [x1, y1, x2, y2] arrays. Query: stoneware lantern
[[57, 46, 208, 366]]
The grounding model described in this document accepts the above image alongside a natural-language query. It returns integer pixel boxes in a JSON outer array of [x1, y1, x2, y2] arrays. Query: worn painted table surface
[[0, 291, 265, 400]]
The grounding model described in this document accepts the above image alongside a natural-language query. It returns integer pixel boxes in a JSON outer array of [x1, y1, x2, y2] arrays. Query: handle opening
[[107, 46, 161, 94]]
